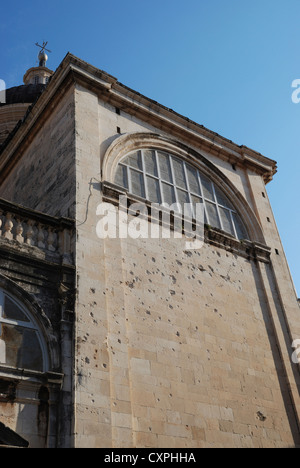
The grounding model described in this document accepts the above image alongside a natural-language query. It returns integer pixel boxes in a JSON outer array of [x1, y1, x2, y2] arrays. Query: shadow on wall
[[15, 385, 49, 448], [251, 261, 300, 447]]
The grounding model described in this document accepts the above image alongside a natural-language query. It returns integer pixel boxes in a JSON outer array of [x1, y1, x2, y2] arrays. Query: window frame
[[0, 289, 48, 372], [115, 148, 247, 240]]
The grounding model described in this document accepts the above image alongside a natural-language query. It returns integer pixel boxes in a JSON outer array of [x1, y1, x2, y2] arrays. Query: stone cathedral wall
[[74, 224, 299, 448], [0, 62, 298, 447], [0, 86, 76, 219], [72, 86, 300, 448]]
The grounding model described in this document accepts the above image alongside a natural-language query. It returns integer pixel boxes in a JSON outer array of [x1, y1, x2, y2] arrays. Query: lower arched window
[[0, 290, 48, 372], [115, 149, 248, 240]]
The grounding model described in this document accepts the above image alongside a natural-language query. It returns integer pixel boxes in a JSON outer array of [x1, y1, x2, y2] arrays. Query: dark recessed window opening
[[116, 108, 121, 115], [275, 249, 280, 255], [117, 127, 121, 134]]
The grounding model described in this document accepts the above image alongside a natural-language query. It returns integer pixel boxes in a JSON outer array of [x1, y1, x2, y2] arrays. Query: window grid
[[116, 149, 247, 240], [0, 290, 48, 372]]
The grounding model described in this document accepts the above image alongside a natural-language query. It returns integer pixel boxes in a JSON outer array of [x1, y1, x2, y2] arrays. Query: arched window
[[114, 148, 248, 240], [0, 289, 48, 372]]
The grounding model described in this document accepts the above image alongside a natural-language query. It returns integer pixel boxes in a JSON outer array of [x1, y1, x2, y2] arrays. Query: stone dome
[[0, 83, 47, 146], [0, 83, 46, 107]]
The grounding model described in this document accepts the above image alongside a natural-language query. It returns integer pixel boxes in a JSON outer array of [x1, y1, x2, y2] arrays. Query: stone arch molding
[[102, 132, 265, 244], [0, 273, 59, 371]]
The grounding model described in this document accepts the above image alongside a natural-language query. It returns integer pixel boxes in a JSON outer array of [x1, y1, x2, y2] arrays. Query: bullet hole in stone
[[176, 331, 180, 337], [170, 290, 175, 296], [256, 411, 267, 422], [152, 257, 156, 262], [90, 288, 96, 294], [176, 260, 182, 266], [102, 363, 107, 368], [146, 310, 151, 315]]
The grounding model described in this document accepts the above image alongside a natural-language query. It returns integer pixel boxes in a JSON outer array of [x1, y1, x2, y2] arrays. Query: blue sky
[[1, 0, 300, 294]]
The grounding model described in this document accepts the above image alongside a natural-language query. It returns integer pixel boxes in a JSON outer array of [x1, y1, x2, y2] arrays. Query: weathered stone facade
[[0, 201, 74, 447], [0, 53, 299, 447]]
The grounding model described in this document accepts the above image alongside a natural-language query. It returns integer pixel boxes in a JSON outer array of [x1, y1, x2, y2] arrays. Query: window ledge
[[0, 364, 64, 388]]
